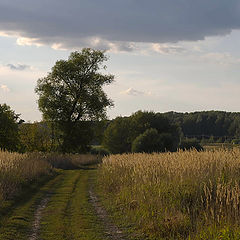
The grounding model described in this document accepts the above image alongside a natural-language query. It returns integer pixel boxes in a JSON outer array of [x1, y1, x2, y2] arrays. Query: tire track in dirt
[[29, 193, 52, 240], [89, 189, 127, 240]]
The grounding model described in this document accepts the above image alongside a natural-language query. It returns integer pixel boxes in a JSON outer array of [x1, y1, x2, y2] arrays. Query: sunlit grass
[[98, 149, 240, 239]]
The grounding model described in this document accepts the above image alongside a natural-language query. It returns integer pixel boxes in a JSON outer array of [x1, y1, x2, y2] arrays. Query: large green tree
[[0, 104, 20, 151], [35, 48, 114, 152]]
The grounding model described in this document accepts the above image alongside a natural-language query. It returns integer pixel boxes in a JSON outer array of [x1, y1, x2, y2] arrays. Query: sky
[[0, 0, 240, 121]]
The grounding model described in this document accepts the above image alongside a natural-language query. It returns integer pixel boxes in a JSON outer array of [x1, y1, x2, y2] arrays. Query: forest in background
[[1, 102, 240, 154]]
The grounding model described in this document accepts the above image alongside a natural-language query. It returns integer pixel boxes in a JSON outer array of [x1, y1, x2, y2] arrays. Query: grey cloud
[[0, 0, 240, 50], [6, 63, 30, 71]]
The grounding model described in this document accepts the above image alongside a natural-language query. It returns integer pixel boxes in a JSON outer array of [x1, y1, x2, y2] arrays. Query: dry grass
[[45, 153, 102, 169], [0, 151, 100, 203], [0, 151, 51, 201], [98, 149, 240, 239]]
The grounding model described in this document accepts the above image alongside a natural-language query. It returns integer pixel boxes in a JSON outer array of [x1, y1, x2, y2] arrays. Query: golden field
[[98, 149, 240, 239]]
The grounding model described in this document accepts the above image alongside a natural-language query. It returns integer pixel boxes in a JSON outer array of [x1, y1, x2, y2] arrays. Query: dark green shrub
[[132, 128, 175, 153], [103, 111, 180, 154], [179, 138, 203, 151]]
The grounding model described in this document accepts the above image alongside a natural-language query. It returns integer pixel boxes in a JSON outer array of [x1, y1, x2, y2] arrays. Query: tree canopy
[[163, 111, 240, 142], [35, 48, 114, 152], [0, 104, 20, 151], [103, 111, 180, 154]]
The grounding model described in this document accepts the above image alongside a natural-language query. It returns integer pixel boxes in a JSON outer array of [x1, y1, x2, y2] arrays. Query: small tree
[[0, 104, 20, 151], [102, 117, 132, 154], [35, 48, 114, 152]]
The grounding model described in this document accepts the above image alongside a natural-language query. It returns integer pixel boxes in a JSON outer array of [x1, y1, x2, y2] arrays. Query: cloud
[[6, 63, 30, 71], [0, 0, 240, 50], [16, 37, 43, 47], [120, 88, 151, 96], [0, 84, 10, 92], [152, 43, 185, 54]]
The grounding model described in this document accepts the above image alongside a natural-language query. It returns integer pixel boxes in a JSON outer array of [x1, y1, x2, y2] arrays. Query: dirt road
[[0, 167, 127, 240]]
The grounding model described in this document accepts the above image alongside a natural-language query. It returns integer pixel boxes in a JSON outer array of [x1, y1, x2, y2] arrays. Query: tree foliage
[[163, 111, 240, 142], [35, 48, 114, 152], [132, 128, 174, 153], [103, 111, 180, 154], [0, 104, 20, 151], [102, 117, 132, 154], [18, 122, 53, 152]]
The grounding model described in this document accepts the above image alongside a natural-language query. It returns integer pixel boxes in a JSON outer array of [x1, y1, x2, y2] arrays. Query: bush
[[132, 128, 175, 153], [179, 138, 203, 151], [103, 111, 180, 154]]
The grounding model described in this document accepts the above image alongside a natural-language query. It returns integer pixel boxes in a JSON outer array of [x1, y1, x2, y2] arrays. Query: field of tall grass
[[0, 151, 51, 202], [0, 151, 101, 204], [98, 149, 240, 239]]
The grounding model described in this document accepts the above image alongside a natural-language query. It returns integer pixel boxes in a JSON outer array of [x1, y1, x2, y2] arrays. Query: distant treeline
[[1, 102, 240, 153], [163, 111, 240, 143]]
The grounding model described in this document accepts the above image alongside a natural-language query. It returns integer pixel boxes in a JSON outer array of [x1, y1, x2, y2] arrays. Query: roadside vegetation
[[0, 151, 101, 205], [0, 152, 102, 240], [98, 149, 240, 239], [0, 151, 51, 204]]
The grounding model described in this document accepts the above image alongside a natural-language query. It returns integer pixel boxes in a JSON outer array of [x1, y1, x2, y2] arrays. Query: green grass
[[0, 163, 124, 240], [0, 171, 60, 240], [40, 168, 109, 240]]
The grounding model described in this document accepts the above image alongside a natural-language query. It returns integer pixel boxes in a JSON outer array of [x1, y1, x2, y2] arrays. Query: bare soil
[[89, 189, 127, 240], [29, 194, 51, 240]]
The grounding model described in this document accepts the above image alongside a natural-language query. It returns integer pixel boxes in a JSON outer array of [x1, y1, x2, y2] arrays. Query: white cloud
[[16, 37, 43, 47], [120, 88, 151, 96], [0, 84, 9, 92], [152, 43, 185, 54]]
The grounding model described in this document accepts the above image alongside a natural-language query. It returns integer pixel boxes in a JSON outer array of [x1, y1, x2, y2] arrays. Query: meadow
[[98, 149, 240, 239]]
